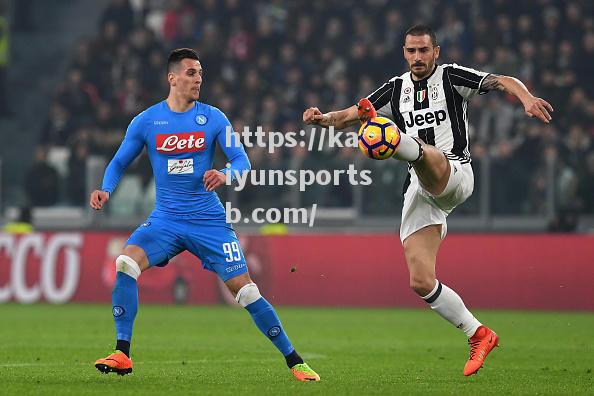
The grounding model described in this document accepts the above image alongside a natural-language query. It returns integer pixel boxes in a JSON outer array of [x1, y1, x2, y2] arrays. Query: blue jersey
[[101, 101, 250, 218]]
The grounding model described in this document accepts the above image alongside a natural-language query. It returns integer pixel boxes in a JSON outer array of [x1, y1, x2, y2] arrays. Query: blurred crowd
[[0, 0, 8, 117], [28, 0, 594, 224]]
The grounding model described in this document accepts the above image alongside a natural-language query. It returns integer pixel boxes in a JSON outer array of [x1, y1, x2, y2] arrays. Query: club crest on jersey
[[156, 132, 206, 153], [430, 85, 440, 100], [195, 114, 207, 125], [416, 90, 427, 103]]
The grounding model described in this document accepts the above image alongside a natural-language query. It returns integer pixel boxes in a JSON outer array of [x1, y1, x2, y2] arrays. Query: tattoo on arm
[[481, 74, 505, 91]]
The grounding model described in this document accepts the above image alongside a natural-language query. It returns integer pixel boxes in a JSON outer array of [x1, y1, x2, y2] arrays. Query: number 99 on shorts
[[222, 242, 242, 262]]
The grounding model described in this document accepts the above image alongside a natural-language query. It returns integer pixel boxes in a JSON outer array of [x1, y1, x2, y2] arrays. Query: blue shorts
[[126, 212, 247, 282]]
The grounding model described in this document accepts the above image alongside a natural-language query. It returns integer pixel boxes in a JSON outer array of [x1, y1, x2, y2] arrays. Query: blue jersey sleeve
[[101, 115, 146, 194], [215, 112, 251, 181]]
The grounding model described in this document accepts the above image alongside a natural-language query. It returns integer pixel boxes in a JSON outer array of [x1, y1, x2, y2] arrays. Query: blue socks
[[111, 274, 300, 365], [245, 297, 295, 357], [112, 272, 138, 346]]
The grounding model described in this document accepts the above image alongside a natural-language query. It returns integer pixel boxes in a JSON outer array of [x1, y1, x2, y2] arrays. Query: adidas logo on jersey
[[405, 109, 447, 128], [156, 132, 206, 153]]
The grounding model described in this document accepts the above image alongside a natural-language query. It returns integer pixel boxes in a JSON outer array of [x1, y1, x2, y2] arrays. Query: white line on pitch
[[0, 354, 326, 368]]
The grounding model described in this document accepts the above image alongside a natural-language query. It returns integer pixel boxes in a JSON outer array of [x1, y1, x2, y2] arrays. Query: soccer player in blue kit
[[90, 48, 320, 382]]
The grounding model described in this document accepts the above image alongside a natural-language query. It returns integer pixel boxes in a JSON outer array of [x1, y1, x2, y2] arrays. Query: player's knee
[[235, 282, 262, 307], [406, 252, 436, 295], [115, 255, 142, 280], [409, 274, 436, 296]]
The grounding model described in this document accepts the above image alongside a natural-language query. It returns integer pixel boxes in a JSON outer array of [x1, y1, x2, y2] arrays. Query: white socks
[[422, 280, 481, 338], [393, 133, 423, 162]]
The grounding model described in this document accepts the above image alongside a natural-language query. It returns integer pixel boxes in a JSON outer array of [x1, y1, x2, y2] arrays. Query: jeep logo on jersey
[[405, 109, 447, 128], [156, 132, 206, 153]]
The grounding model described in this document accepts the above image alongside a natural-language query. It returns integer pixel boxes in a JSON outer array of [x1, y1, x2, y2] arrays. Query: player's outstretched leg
[[95, 255, 141, 376], [357, 98, 423, 163], [232, 279, 320, 381]]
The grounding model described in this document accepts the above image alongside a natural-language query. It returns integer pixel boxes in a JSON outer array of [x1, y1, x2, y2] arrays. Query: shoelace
[[468, 338, 482, 360]]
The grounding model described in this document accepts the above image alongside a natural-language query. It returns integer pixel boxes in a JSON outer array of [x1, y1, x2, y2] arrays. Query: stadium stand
[[7, 0, 594, 229]]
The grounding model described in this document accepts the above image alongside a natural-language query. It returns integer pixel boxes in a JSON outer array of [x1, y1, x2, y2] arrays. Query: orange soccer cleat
[[95, 350, 133, 376], [357, 98, 377, 122], [290, 363, 320, 382], [464, 326, 499, 376]]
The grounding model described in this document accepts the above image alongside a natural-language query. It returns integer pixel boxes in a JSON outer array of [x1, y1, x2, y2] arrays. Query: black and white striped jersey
[[366, 64, 489, 163]]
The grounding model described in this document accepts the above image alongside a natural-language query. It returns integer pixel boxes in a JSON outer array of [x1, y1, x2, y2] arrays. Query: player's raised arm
[[303, 76, 399, 129], [481, 74, 554, 124], [90, 116, 146, 210], [302, 105, 359, 130]]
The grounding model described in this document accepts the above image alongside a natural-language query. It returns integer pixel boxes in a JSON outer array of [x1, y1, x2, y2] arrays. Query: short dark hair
[[404, 25, 438, 47], [167, 48, 199, 73]]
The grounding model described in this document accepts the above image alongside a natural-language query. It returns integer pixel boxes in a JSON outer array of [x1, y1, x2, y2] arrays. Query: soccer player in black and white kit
[[303, 25, 553, 376]]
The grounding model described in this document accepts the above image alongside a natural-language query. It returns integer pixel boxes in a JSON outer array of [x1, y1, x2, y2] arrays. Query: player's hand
[[523, 96, 553, 124], [303, 107, 330, 126], [357, 98, 377, 123], [203, 169, 226, 192], [90, 190, 110, 210]]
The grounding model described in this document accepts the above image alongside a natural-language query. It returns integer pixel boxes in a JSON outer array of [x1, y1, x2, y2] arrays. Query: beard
[[410, 60, 435, 79]]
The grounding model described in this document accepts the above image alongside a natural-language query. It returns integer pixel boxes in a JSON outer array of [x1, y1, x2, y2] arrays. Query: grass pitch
[[0, 304, 592, 395]]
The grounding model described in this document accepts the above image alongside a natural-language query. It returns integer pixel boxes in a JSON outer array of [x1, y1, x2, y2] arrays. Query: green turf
[[0, 304, 592, 395]]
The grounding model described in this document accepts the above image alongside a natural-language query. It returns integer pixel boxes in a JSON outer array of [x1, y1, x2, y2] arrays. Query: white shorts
[[400, 160, 474, 242]]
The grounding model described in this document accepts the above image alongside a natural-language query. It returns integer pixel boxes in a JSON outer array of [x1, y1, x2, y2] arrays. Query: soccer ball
[[357, 117, 401, 160]]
